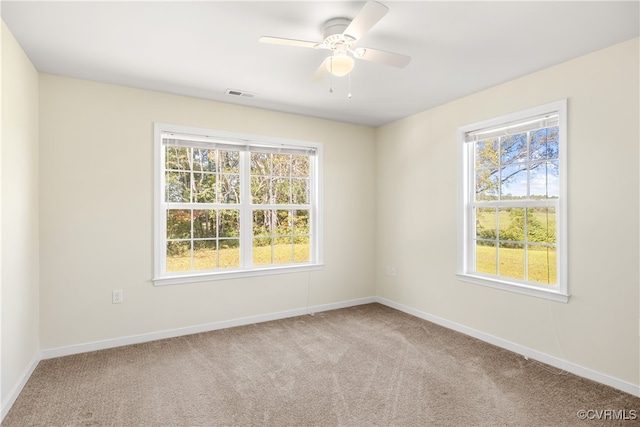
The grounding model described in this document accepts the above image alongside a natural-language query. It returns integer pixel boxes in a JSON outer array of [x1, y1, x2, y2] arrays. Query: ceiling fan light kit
[[326, 54, 354, 77], [259, 0, 411, 81]]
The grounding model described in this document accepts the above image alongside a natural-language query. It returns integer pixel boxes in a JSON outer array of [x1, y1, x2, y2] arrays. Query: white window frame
[[153, 123, 323, 286], [457, 100, 568, 302]]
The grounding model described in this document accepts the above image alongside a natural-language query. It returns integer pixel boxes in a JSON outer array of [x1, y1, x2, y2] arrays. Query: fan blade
[[355, 47, 411, 68], [312, 58, 330, 81], [259, 36, 320, 49], [344, 1, 389, 41]]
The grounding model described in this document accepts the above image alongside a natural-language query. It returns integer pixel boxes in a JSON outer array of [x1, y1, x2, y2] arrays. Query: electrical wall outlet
[[112, 290, 123, 304]]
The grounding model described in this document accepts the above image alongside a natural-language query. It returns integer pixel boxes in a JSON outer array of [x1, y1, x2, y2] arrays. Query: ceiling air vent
[[225, 89, 257, 98]]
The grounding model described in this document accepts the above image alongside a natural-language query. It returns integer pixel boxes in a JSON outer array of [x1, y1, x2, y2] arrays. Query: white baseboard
[[1, 352, 40, 421], [41, 296, 376, 360], [375, 296, 640, 398]]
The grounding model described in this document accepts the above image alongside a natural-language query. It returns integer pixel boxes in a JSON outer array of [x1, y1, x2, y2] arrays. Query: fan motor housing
[[322, 18, 355, 48]]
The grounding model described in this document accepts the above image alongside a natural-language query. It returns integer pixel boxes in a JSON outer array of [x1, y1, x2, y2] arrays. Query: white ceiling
[[2, 1, 638, 127]]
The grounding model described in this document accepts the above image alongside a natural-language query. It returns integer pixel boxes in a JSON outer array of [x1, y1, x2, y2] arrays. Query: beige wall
[[38, 75, 376, 349], [1, 22, 40, 409], [375, 38, 640, 386]]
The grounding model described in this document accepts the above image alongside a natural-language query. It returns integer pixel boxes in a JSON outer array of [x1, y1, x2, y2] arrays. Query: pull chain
[[329, 57, 333, 93], [326, 56, 354, 98]]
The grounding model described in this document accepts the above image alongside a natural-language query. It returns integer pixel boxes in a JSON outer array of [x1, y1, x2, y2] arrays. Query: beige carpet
[[3, 303, 639, 426]]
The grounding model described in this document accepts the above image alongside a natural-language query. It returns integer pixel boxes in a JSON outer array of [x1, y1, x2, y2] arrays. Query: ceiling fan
[[259, 1, 411, 81]]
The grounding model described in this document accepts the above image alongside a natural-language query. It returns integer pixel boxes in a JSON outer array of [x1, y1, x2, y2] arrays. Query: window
[[457, 100, 567, 302], [154, 123, 323, 285]]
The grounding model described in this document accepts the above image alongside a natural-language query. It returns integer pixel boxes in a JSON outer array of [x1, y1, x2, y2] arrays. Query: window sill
[[153, 263, 324, 286], [456, 273, 569, 303]]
